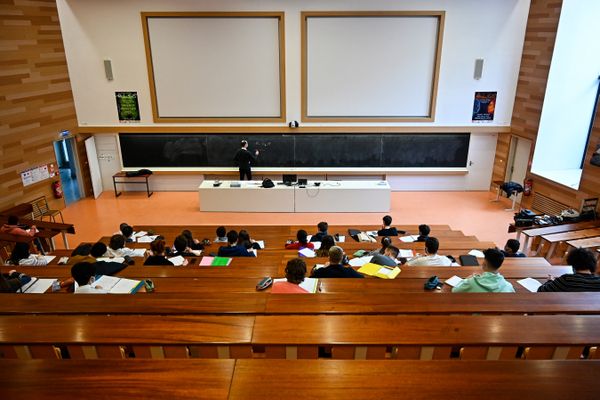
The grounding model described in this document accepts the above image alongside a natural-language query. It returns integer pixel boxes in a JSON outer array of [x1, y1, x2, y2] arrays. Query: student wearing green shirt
[[452, 248, 515, 293]]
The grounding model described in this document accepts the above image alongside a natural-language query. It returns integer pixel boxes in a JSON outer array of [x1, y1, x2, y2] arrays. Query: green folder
[[211, 256, 232, 266]]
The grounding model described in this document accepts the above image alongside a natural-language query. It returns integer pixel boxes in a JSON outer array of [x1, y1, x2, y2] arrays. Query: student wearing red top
[[285, 229, 314, 250], [272, 258, 309, 294], [1, 215, 45, 254]]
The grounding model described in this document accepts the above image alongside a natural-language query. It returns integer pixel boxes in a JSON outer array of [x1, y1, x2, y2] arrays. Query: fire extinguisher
[[523, 178, 533, 196], [52, 180, 63, 199]]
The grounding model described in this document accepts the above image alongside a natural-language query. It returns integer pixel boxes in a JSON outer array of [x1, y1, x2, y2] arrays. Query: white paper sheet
[[312, 241, 322, 250], [377, 267, 394, 276], [400, 235, 419, 243], [445, 275, 464, 287], [298, 248, 316, 258], [255, 240, 265, 249], [398, 249, 414, 258], [93, 275, 121, 291], [22, 278, 56, 294], [130, 248, 147, 257], [273, 277, 319, 293], [336, 235, 346, 243], [348, 256, 373, 267], [517, 278, 542, 292], [313, 264, 326, 270], [133, 231, 147, 238], [137, 235, 158, 243], [96, 257, 125, 264], [42, 255, 56, 263], [168, 255, 185, 266], [306, 235, 313, 242], [190, 249, 202, 256], [468, 250, 485, 258], [366, 230, 378, 236]]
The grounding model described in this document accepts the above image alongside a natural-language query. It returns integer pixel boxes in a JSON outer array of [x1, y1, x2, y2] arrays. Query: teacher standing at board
[[234, 140, 259, 180]]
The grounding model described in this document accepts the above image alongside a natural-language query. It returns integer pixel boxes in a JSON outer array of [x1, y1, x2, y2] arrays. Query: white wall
[[57, 0, 529, 127]]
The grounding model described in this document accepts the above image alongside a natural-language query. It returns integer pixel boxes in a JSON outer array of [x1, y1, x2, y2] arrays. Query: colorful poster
[[472, 91, 497, 122], [116, 91, 140, 122]]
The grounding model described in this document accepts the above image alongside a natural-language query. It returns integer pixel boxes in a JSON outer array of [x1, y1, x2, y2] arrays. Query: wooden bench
[[522, 219, 600, 255], [0, 315, 254, 360], [1, 314, 598, 361], [540, 228, 600, 259], [1, 359, 598, 399], [3, 293, 600, 316]]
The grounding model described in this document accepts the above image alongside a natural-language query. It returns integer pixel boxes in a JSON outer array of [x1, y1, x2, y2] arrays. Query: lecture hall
[[2, 0, 600, 398]]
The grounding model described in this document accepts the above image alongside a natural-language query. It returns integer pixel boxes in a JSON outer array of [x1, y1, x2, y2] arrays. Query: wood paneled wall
[[492, 0, 600, 211], [0, 0, 78, 211]]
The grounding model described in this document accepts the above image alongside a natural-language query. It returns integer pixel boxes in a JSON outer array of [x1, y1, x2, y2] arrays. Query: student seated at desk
[[2, 215, 45, 254], [538, 248, 600, 292], [310, 221, 329, 242], [272, 258, 311, 294], [144, 239, 176, 266], [377, 215, 405, 236], [90, 242, 129, 274], [105, 234, 136, 258], [218, 230, 256, 257], [415, 224, 431, 242], [9, 242, 47, 266], [285, 229, 314, 250], [215, 226, 228, 243], [238, 229, 261, 250], [71, 262, 107, 294], [0, 269, 31, 293], [121, 224, 135, 243], [501, 239, 526, 258], [70, 243, 96, 264], [371, 245, 399, 267], [368, 237, 392, 256], [406, 237, 452, 267], [170, 235, 197, 258], [311, 246, 363, 279], [315, 235, 335, 257], [452, 248, 515, 293], [181, 229, 204, 251]]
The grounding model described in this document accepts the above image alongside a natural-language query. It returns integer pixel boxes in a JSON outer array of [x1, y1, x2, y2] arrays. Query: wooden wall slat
[[0, 0, 80, 211]]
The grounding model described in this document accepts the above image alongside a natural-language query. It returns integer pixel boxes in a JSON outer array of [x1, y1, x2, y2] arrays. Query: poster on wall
[[590, 143, 600, 167], [115, 91, 140, 122], [20, 163, 54, 187], [472, 91, 497, 122]]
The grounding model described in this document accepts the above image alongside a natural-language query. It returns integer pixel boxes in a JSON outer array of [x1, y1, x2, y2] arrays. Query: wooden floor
[[58, 190, 516, 250]]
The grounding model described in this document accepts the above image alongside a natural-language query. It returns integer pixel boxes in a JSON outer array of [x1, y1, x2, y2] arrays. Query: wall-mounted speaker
[[103, 59, 113, 81], [474, 58, 484, 80]]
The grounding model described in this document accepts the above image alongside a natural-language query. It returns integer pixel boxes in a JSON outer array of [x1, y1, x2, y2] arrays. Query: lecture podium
[[198, 180, 391, 212]]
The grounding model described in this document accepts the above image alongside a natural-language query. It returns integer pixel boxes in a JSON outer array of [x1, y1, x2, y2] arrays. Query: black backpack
[[261, 178, 274, 188]]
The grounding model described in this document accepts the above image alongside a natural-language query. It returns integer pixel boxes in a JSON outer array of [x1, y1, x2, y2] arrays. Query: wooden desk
[[522, 220, 600, 254], [566, 236, 600, 251], [113, 172, 153, 197], [541, 228, 600, 259], [229, 360, 600, 399], [0, 215, 75, 249], [0, 359, 234, 399]]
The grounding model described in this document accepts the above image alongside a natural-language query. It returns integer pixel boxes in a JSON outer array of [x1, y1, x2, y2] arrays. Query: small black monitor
[[298, 178, 307, 185], [282, 174, 297, 184]]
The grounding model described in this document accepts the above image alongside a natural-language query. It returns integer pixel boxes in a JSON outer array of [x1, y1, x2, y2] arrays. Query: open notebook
[[94, 275, 143, 294]]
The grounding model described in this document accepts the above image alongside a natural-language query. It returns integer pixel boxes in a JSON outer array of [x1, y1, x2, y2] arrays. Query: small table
[[112, 172, 153, 197]]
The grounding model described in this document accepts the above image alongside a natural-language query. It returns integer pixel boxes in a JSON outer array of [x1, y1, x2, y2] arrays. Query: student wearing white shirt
[[71, 262, 108, 294], [406, 237, 452, 267], [105, 234, 136, 258]]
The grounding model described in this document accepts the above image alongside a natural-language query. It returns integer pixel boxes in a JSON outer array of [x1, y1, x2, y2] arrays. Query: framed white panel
[[303, 12, 444, 121], [143, 13, 285, 122]]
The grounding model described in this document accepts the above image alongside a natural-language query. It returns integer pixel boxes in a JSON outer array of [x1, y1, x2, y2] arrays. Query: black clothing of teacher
[[234, 141, 259, 180]]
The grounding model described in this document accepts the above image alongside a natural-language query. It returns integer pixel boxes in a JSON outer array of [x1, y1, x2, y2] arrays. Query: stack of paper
[[273, 277, 319, 293], [348, 256, 373, 267], [400, 235, 419, 243], [299, 248, 316, 258], [517, 278, 542, 292], [357, 263, 401, 279], [93, 275, 143, 294]]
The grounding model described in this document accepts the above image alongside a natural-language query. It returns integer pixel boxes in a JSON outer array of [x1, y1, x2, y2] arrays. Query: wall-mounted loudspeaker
[[104, 59, 114, 81], [474, 58, 484, 80]]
